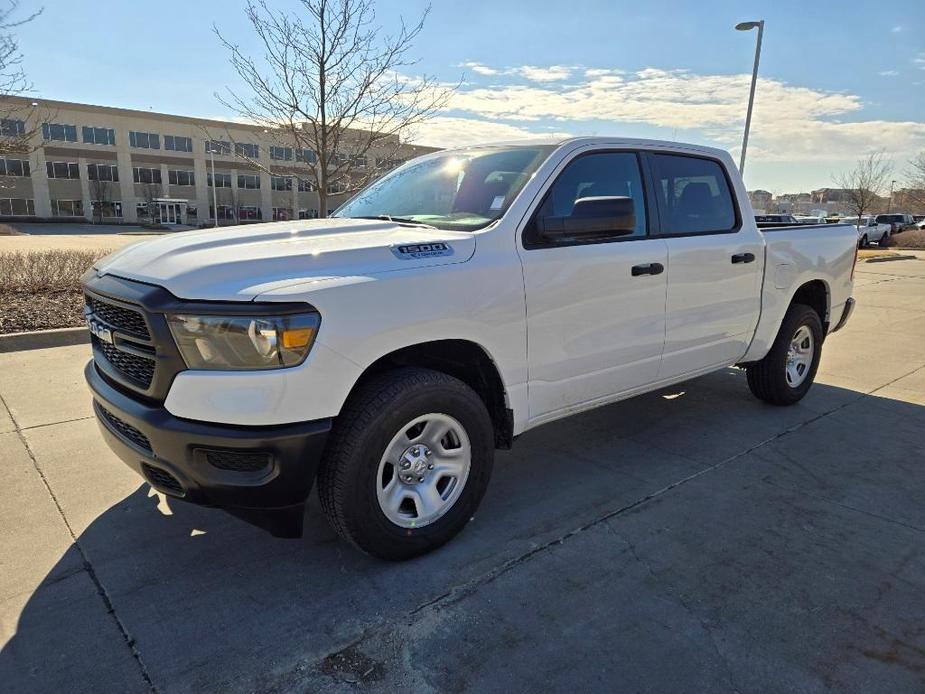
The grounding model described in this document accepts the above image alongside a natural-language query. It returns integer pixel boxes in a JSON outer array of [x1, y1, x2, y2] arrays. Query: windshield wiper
[[352, 215, 437, 229]]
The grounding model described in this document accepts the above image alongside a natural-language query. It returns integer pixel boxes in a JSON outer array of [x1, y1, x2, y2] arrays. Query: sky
[[15, 0, 925, 192]]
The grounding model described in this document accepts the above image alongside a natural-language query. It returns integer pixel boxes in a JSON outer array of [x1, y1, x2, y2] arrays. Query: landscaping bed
[[0, 249, 108, 334], [883, 229, 925, 250]]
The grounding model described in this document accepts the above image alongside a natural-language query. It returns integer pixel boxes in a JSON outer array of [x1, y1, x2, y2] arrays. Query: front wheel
[[317, 368, 495, 560], [880, 232, 889, 245], [859, 234, 869, 248], [746, 303, 823, 406]]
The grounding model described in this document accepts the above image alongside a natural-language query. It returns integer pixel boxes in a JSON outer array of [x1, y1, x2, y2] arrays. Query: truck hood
[[93, 218, 476, 301]]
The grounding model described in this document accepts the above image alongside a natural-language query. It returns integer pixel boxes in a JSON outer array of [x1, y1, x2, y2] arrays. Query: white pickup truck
[[83, 137, 857, 559]]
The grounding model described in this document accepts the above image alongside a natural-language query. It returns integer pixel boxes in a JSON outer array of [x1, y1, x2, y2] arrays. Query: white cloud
[[461, 61, 500, 76], [407, 116, 570, 148], [434, 63, 925, 162], [915, 53, 925, 70], [511, 65, 573, 82], [879, 70, 900, 76], [891, 25, 903, 33]]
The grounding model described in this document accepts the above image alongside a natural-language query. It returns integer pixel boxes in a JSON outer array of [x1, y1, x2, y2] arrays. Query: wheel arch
[[790, 279, 830, 333], [341, 339, 514, 449]]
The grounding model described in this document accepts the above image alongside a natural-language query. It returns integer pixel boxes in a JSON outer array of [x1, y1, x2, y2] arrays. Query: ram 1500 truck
[[83, 137, 857, 559]]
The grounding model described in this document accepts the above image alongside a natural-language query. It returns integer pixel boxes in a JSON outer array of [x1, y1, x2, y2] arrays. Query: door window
[[651, 154, 737, 235], [525, 152, 647, 247]]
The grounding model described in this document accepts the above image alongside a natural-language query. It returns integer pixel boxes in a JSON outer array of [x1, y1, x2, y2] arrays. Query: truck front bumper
[[85, 360, 332, 536]]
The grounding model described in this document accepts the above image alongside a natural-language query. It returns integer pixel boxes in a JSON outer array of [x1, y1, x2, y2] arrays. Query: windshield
[[334, 145, 556, 231]]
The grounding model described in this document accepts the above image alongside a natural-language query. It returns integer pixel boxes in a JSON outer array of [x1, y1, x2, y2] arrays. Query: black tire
[[317, 367, 494, 560], [746, 303, 823, 406], [860, 234, 868, 248], [880, 233, 889, 245]]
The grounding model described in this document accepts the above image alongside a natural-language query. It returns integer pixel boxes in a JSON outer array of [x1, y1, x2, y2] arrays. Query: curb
[[0, 326, 89, 353]]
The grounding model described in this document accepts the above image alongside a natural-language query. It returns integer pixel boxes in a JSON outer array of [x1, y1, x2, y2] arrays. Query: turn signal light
[[282, 327, 315, 349]]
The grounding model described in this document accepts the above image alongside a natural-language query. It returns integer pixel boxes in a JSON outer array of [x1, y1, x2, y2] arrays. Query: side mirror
[[538, 196, 636, 240]]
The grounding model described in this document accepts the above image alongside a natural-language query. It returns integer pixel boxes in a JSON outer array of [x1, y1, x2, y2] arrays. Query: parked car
[[83, 137, 858, 559], [915, 218, 925, 230], [754, 214, 799, 225], [875, 213, 916, 234], [841, 216, 892, 247]]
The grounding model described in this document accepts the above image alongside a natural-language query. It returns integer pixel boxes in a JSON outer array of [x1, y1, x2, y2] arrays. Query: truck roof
[[444, 136, 732, 161]]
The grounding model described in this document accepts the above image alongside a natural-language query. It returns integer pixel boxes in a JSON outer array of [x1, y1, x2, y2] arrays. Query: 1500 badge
[[85, 312, 115, 344], [391, 242, 453, 259]]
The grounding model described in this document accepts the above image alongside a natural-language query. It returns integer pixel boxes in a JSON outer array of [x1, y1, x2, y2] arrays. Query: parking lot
[[2, 255, 925, 693]]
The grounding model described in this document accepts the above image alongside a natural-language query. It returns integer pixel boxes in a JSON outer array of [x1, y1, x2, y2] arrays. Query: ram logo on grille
[[391, 242, 453, 259], [85, 313, 115, 344]]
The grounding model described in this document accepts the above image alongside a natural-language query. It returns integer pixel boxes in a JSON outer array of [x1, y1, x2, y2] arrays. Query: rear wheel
[[317, 368, 494, 560], [880, 232, 889, 245], [860, 234, 869, 248], [746, 303, 823, 406]]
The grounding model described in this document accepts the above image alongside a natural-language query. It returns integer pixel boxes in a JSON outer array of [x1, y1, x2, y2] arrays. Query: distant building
[[0, 96, 437, 225], [748, 189, 773, 212]]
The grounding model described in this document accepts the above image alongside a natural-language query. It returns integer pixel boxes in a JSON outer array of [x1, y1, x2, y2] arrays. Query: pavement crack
[[20, 415, 95, 431], [0, 392, 159, 694]]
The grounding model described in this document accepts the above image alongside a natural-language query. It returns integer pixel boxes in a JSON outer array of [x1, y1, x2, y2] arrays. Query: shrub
[[882, 229, 925, 250], [0, 223, 22, 235], [0, 249, 111, 292]]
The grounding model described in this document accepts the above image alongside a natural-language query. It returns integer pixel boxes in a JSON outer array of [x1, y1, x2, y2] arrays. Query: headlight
[[166, 312, 320, 370]]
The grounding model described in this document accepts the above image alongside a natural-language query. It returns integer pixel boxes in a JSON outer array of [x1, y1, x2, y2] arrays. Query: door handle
[[731, 252, 756, 264], [631, 262, 664, 276]]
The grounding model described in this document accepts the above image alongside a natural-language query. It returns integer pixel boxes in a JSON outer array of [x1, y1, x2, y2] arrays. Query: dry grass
[[883, 229, 925, 250], [0, 249, 111, 334], [857, 249, 899, 259]]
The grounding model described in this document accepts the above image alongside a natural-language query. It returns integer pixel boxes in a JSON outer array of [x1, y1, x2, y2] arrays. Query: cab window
[[651, 154, 737, 234]]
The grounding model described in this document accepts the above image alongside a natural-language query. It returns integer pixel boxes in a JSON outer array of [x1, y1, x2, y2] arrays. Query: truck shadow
[[4, 369, 925, 692]]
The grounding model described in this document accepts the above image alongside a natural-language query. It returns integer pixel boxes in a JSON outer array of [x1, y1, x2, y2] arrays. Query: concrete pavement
[[2, 258, 925, 692]]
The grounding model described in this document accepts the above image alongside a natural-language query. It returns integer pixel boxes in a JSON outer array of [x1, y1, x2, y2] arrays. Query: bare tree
[[213, 0, 452, 217], [905, 151, 925, 214], [139, 183, 163, 224], [834, 151, 892, 225], [0, 1, 43, 157], [89, 177, 111, 224]]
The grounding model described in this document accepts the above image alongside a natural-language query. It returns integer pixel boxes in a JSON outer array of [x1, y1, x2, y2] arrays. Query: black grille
[[94, 337, 155, 388], [85, 294, 150, 339], [202, 449, 272, 472], [97, 404, 152, 453], [142, 464, 184, 496]]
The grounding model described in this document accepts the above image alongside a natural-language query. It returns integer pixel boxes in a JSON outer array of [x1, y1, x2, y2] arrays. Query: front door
[[648, 152, 764, 378], [158, 203, 181, 224], [518, 150, 668, 422]]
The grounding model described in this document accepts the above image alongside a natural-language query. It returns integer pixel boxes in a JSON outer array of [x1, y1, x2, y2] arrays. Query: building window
[[136, 202, 150, 218], [296, 149, 316, 164], [327, 180, 347, 194], [168, 169, 195, 186], [332, 152, 348, 166], [297, 178, 316, 192], [298, 208, 318, 219], [351, 155, 367, 168], [164, 135, 193, 152], [91, 200, 123, 218], [51, 199, 84, 216], [238, 205, 261, 220], [207, 172, 232, 188], [129, 131, 160, 149], [205, 140, 231, 155], [0, 158, 30, 177], [42, 123, 78, 142], [272, 207, 292, 221], [132, 167, 162, 184], [270, 146, 293, 161], [46, 161, 80, 179], [186, 205, 198, 221], [0, 198, 35, 215], [237, 174, 260, 190], [87, 163, 119, 182], [376, 157, 404, 169], [209, 204, 235, 221], [82, 126, 116, 145], [271, 175, 292, 191], [0, 119, 25, 137], [235, 142, 259, 158]]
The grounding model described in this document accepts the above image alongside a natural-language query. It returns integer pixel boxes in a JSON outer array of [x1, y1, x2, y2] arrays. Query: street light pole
[[736, 20, 765, 176]]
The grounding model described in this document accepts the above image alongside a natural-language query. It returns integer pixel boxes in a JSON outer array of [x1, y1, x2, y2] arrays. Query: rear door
[[518, 150, 668, 421], [648, 152, 764, 379]]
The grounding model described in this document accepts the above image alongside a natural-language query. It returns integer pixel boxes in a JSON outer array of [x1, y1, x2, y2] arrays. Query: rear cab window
[[650, 154, 738, 235]]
